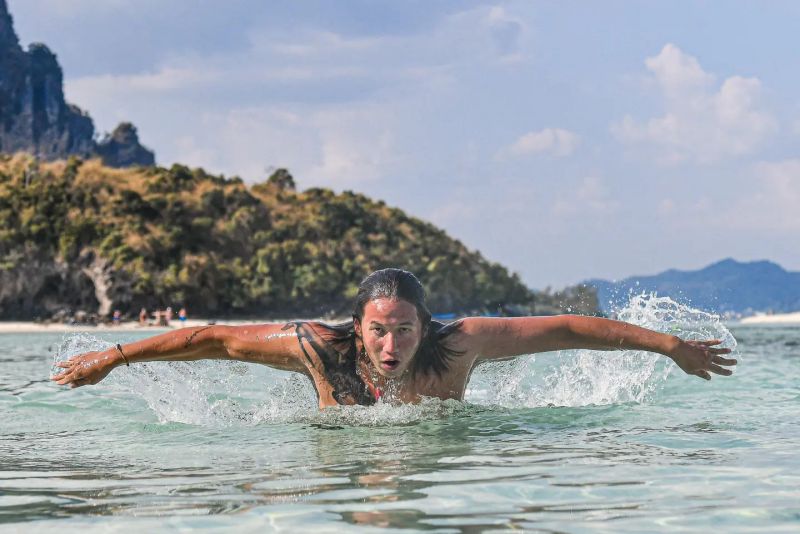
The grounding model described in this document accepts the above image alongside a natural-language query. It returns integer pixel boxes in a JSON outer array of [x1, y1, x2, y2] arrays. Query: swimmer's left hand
[[668, 339, 737, 380], [50, 348, 118, 388]]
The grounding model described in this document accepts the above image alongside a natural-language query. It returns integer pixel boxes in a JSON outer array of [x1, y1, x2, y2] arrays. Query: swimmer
[[50, 269, 737, 408]]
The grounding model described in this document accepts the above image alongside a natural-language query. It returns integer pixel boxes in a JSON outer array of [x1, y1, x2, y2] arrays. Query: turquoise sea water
[[1, 297, 798, 532]]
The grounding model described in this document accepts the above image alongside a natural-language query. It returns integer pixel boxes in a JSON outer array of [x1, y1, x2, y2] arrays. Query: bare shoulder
[[214, 321, 348, 343], [425, 319, 482, 371], [278, 320, 356, 367], [448, 317, 515, 347], [281, 320, 353, 350]]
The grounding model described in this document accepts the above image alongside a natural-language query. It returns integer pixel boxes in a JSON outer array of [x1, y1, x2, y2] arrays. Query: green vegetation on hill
[[0, 154, 597, 320]]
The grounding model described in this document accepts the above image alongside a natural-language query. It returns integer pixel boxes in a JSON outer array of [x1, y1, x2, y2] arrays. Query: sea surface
[[1, 296, 798, 532]]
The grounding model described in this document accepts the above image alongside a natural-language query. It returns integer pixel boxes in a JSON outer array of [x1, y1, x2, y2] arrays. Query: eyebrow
[[368, 321, 416, 327]]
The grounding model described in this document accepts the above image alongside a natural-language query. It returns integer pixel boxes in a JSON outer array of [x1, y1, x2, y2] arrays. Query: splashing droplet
[[467, 294, 737, 408]]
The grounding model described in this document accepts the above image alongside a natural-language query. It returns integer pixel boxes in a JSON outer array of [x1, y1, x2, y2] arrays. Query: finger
[[708, 363, 733, 376], [56, 373, 77, 385], [712, 355, 737, 366], [708, 347, 732, 354], [56, 361, 73, 368], [695, 370, 712, 380], [699, 339, 722, 346], [70, 378, 90, 388]]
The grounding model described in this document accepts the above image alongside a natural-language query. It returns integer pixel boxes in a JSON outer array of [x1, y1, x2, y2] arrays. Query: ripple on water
[[5, 302, 800, 531]]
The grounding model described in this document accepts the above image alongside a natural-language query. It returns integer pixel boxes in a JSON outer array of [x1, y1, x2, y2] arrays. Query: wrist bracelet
[[115, 343, 130, 366]]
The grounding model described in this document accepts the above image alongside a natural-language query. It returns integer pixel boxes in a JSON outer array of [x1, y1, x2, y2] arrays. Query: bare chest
[[311, 365, 469, 408], [286, 321, 472, 408]]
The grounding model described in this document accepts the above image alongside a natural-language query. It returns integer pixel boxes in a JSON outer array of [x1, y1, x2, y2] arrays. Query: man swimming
[[51, 268, 736, 408]]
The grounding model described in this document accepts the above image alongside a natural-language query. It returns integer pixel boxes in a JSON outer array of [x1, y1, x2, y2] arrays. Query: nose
[[383, 332, 398, 353]]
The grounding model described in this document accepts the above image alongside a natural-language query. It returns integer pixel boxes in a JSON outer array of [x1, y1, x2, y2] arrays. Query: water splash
[[51, 332, 110, 374], [50, 337, 469, 427], [467, 293, 737, 408], [50, 294, 736, 425]]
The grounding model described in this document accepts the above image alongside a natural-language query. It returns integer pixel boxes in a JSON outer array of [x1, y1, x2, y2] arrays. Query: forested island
[[0, 0, 597, 323], [0, 154, 598, 321]]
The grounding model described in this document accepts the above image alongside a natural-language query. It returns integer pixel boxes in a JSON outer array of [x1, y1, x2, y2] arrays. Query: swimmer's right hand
[[50, 349, 121, 388]]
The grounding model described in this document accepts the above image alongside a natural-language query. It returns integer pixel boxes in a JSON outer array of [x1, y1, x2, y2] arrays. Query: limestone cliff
[[95, 123, 155, 168], [0, 0, 155, 167]]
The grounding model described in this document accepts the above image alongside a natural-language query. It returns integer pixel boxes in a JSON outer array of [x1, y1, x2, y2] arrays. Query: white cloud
[[486, 6, 525, 62], [160, 104, 401, 189], [18, 0, 133, 15], [612, 43, 777, 164], [500, 128, 580, 158], [645, 42, 713, 97], [73, 3, 526, 100], [552, 176, 619, 217], [740, 159, 800, 231], [304, 108, 399, 186], [676, 159, 800, 233], [68, 67, 218, 95], [62, 3, 533, 190], [428, 200, 480, 227], [162, 107, 320, 182]]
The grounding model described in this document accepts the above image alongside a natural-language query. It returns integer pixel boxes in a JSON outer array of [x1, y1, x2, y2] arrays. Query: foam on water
[[51, 294, 737, 426], [469, 293, 737, 407]]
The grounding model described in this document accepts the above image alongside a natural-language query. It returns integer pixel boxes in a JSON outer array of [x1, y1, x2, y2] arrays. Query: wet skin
[[51, 299, 738, 409], [356, 298, 424, 378], [280, 299, 471, 406]]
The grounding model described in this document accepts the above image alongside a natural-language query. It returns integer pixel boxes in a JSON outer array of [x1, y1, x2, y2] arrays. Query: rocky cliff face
[[0, 247, 100, 320], [0, 0, 155, 167], [95, 122, 155, 168]]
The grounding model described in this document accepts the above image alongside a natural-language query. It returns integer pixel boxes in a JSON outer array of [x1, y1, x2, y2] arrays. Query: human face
[[356, 297, 424, 378]]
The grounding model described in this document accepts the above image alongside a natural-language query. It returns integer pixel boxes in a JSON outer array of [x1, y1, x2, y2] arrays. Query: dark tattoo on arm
[[281, 322, 333, 367], [183, 326, 213, 349], [281, 321, 372, 405]]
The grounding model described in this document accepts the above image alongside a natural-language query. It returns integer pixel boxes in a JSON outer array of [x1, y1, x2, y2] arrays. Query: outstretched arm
[[50, 323, 308, 388], [460, 315, 736, 380]]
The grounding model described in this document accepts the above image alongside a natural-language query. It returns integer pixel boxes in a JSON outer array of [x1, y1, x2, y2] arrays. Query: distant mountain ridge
[[0, 0, 154, 166], [584, 258, 800, 315]]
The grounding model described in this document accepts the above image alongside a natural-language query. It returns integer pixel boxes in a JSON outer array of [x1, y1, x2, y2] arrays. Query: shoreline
[[0, 318, 261, 334], [738, 311, 800, 325], [3, 310, 799, 333]]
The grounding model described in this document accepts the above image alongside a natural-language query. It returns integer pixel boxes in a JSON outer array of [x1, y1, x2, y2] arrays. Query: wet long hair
[[348, 268, 463, 377]]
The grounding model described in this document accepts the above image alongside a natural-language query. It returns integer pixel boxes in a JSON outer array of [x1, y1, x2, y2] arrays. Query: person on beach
[[154, 309, 169, 327], [51, 268, 737, 408]]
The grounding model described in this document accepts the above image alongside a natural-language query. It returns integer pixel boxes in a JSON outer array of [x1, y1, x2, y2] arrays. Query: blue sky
[[8, 1, 800, 288]]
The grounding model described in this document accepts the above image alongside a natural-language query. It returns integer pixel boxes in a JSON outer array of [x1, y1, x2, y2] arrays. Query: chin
[[377, 363, 408, 377]]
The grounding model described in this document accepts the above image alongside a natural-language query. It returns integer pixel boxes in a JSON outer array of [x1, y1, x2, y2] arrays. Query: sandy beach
[[0, 319, 264, 334], [3, 311, 800, 333], [739, 311, 800, 325]]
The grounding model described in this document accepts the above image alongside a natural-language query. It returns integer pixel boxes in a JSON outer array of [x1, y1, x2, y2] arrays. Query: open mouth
[[380, 359, 400, 371]]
